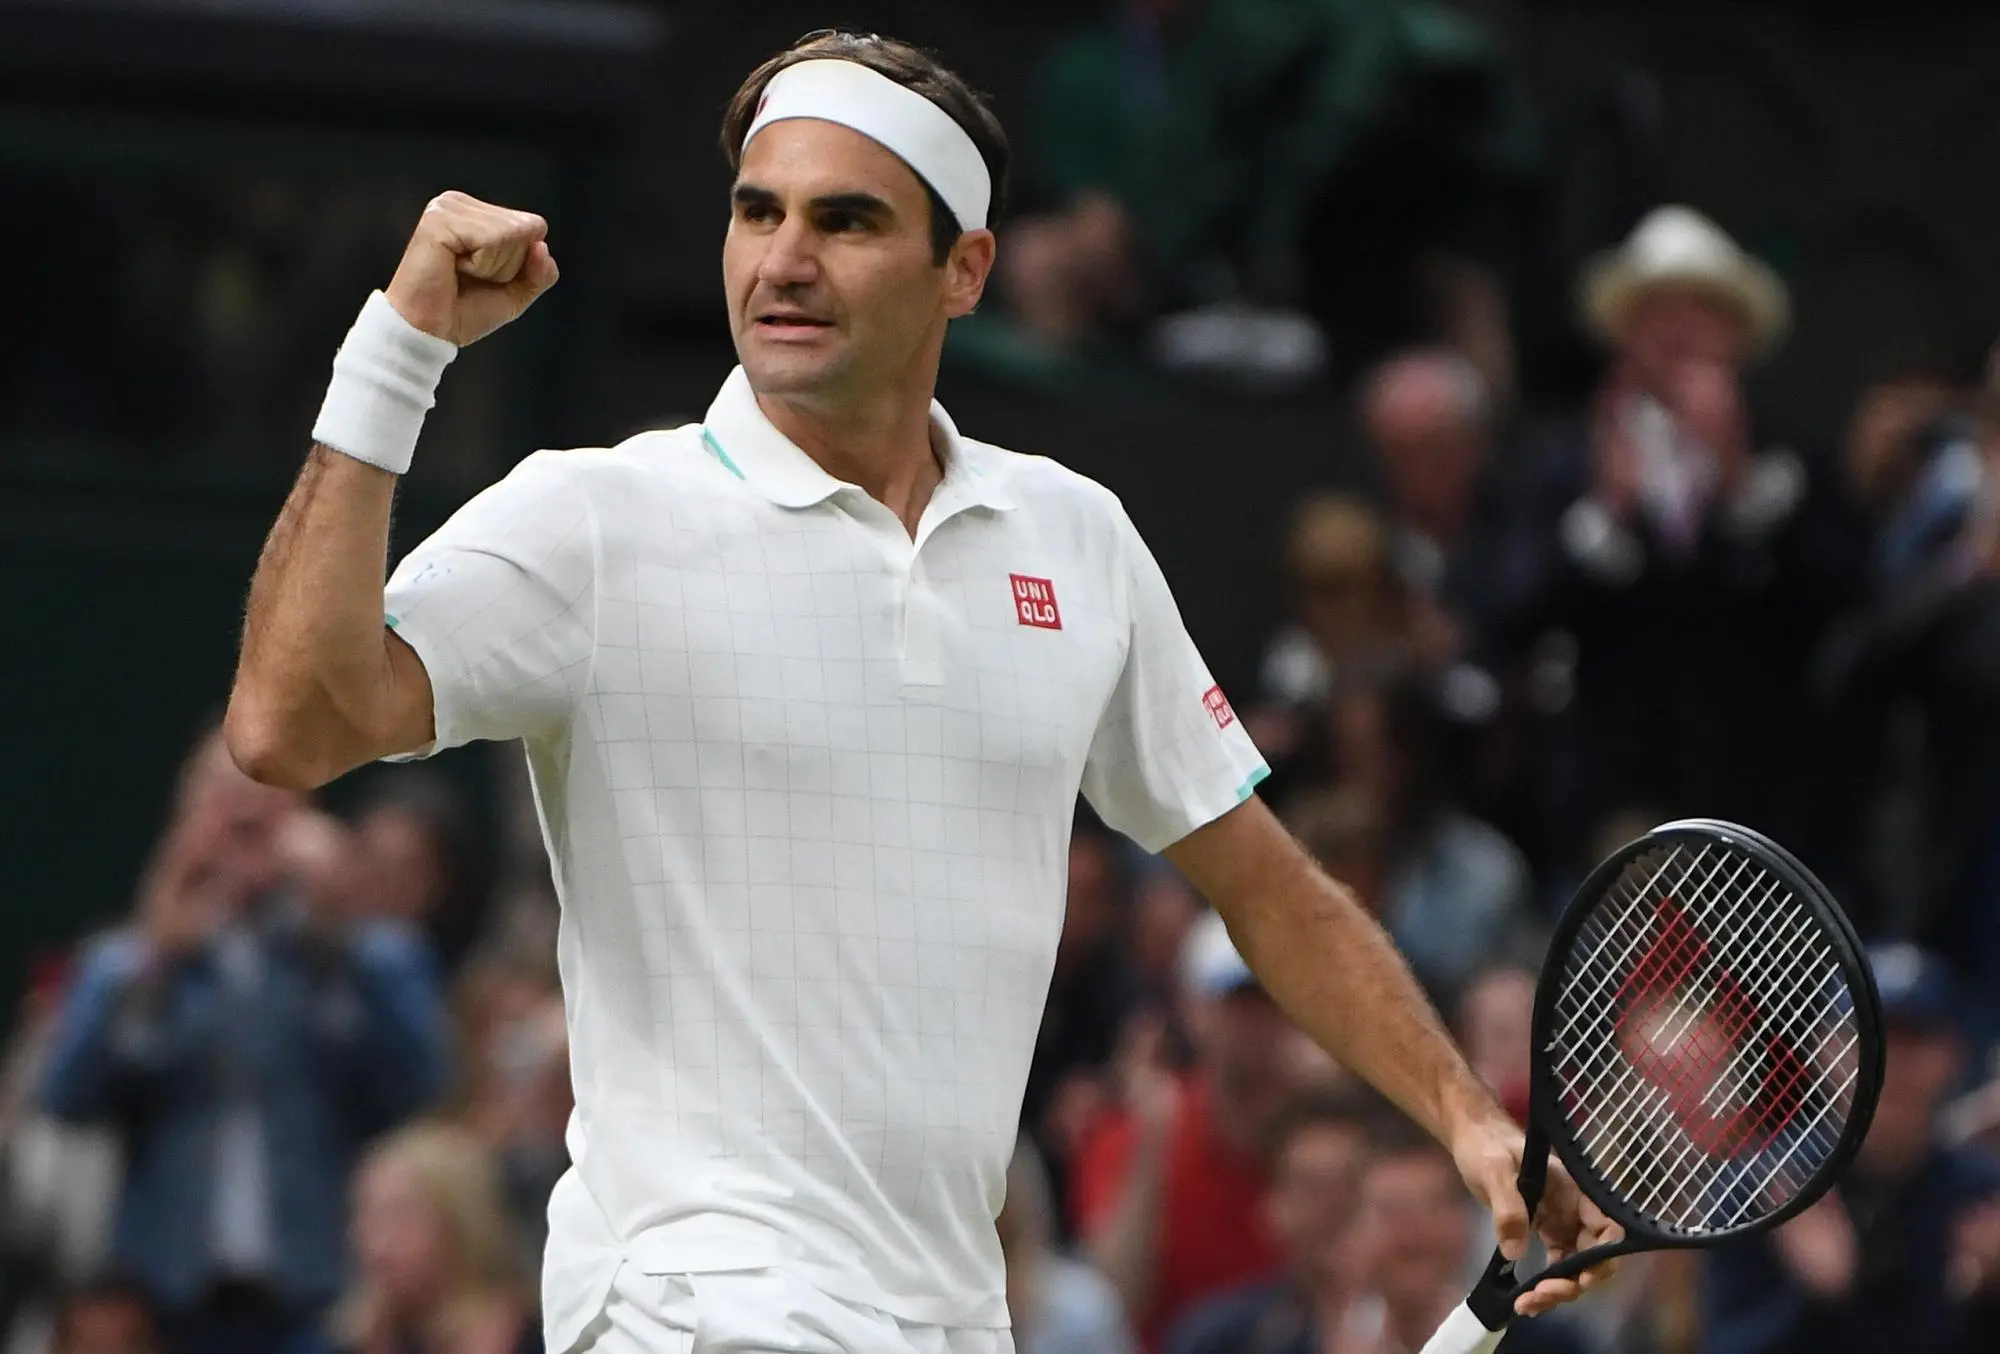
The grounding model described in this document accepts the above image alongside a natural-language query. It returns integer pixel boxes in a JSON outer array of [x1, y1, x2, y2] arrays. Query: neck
[[756, 372, 943, 533]]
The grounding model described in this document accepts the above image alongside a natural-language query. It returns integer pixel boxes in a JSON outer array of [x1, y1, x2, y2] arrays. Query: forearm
[[226, 446, 407, 787]]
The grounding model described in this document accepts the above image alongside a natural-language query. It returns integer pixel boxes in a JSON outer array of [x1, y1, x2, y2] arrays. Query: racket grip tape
[[1418, 1301, 1507, 1354]]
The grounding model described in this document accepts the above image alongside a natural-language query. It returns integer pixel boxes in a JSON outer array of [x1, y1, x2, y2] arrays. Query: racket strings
[[1573, 871, 1849, 1209], [1554, 863, 1818, 1204], [1573, 874, 1811, 1154], [1547, 841, 1863, 1236], [1558, 873, 1801, 1154]]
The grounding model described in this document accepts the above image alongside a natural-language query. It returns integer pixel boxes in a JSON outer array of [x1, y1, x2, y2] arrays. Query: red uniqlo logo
[[1203, 685, 1236, 729], [1011, 574, 1062, 630]]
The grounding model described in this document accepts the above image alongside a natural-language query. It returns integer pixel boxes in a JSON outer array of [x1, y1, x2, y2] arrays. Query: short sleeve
[[382, 450, 596, 758], [1080, 504, 1269, 852]]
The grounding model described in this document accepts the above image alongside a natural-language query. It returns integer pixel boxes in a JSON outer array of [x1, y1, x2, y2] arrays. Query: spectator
[[1357, 348, 1524, 827], [1360, 347, 1508, 659], [1251, 494, 1411, 780], [971, 0, 1541, 399], [1454, 961, 1537, 1128], [975, 0, 1399, 386], [1071, 911, 1335, 1348], [1281, 785, 1390, 919], [1702, 945, 2000, 1354], [321, 1123, 538, 1354], [1290, 673, 1539, 998], [1841, 344, 1978, 589], [1, 957, 121, 1350], [353, 776, 490, 975], [1023, 809, 1145, 1219], [1346, 1115, 1586, 1354], [1814, 352, 2000, 1038], [1128, 861, 1205, 1010], [445, 957, 570, 1277], [1164, 1083, 1377, 1354], [48, 1275, 161, 1354], [36, 728, 451, 1354], [999, 1138, 1137, 1354], [1506, 205, 1855, 862]]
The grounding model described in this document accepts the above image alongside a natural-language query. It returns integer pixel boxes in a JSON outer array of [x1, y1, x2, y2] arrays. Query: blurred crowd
[[9, 2, 2000, 1353]]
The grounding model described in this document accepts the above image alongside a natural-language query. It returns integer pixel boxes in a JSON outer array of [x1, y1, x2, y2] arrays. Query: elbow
[[222, 695, 332, 792]]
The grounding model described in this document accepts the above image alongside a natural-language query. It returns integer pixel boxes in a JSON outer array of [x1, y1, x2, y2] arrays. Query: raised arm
[[224, 192, 559, 790]]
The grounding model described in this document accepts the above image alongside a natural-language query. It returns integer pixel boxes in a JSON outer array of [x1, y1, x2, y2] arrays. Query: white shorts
[[567, 1264, 1017, 1354]]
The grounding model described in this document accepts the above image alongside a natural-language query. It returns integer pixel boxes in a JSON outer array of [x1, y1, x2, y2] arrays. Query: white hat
[[1580, 206, 1790, 357]]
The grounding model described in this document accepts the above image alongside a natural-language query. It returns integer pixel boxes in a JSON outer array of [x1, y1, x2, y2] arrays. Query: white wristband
[[311, 291, 458, 475]]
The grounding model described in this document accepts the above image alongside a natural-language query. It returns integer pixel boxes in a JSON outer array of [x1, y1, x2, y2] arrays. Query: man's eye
[[741, 203, 775, 224], [821, 212, 862, 233]]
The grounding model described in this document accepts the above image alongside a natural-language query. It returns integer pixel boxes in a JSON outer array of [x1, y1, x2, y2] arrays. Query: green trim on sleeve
[[1236, 765, 1272, 802], [385, 614, 400, 630]]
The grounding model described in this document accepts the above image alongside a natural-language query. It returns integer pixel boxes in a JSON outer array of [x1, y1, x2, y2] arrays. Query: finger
[[432, 200, 545, 273], [1535, 1163, 1584, 1242], [461, 239, 529, 283], [1489, 1183, 1529, 1263], [1515, 1276, 1583, 1316], [510, 241, 561, 304]]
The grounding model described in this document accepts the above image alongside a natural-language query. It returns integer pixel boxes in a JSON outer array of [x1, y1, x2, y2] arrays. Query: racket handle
[[1418, 1301, 1506, 1354]]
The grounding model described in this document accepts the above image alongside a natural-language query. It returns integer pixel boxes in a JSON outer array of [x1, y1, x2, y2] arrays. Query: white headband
[[743, 58, 991, 232]]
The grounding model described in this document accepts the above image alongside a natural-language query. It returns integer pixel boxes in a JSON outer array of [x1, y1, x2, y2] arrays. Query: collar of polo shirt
[[698, 366, 1016, 512]]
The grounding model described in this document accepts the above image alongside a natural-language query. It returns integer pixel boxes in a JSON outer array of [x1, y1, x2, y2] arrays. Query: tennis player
[[224, 30, 1617, 1354]]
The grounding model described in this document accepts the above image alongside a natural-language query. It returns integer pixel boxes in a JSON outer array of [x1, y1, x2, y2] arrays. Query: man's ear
[[943, 228, 997, 320]]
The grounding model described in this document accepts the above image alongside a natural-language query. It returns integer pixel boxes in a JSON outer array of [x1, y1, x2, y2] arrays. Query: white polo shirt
[[382, 367, 1268, 1351]]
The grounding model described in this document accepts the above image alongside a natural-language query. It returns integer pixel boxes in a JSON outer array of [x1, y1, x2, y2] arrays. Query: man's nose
[[758, 215, 820, 288]]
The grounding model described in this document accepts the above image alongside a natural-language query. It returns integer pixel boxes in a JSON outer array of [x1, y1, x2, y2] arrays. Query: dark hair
[[1265, 1080, 1390, 1167], [1363, 1107, 1456, 1169], [719, 30, 1011, 266]]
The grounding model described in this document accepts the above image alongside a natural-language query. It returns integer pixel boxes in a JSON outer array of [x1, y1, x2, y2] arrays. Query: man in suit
[[38, 728, 450, 1354]]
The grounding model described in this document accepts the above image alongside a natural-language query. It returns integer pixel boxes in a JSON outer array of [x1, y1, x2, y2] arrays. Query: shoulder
[[971, 439, 1125, 514], [511, 424, 724, 494], [454, 426, 759, 552], [966, 439, 1143, 574]]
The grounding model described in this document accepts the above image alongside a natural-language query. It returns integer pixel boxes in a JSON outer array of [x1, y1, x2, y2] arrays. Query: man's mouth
[[756, 313, 833, 330]]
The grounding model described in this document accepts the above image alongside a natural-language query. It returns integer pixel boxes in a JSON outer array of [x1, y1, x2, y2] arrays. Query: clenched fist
[[384, 190, 560, 347]]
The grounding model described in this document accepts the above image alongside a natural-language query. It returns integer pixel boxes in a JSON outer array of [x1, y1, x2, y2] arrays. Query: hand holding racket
[[1423, 819, 1886, 1354]]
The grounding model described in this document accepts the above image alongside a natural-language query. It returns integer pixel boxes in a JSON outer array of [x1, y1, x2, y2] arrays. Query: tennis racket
[[1421, 818, 1885, 1354]]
